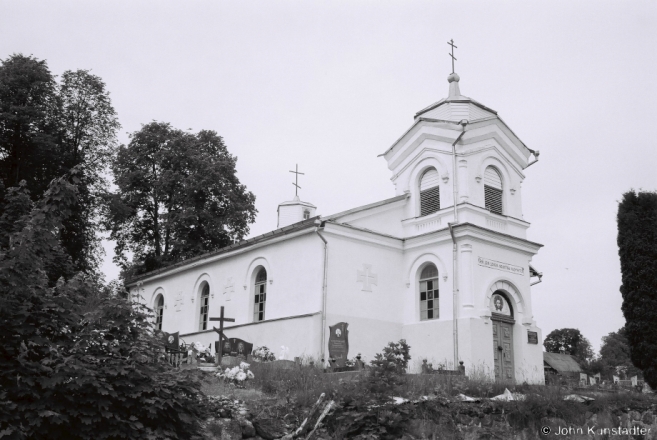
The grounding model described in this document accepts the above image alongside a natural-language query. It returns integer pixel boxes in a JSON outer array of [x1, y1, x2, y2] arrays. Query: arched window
[[303, 209, 310, 220], [420, 168, 440, 216], [199, 284, 210, 331], [484, 166, 503, 215], [419, 264, 439, 320], [254, 268, 267, 322], [155, 294, 164, 331]]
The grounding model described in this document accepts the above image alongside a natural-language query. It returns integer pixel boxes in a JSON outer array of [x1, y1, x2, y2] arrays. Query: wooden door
[[492, 320, 515, 382]]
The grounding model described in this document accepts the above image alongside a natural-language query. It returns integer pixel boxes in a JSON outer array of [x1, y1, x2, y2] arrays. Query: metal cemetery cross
[[447, 39, 457, 74], [210, 306, 235, 364], [289, 163, 304, 196], [357, 264, 378, 292]]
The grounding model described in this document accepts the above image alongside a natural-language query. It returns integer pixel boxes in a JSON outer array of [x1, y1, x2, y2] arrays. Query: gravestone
[[156, 331, 179, 351], [215, 338, 253, 359], [328, 322, 349, 368]]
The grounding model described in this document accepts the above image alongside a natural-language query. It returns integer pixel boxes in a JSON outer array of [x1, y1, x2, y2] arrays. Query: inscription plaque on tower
[[527, 331, 538, 344], [328, 322, 349, 367]]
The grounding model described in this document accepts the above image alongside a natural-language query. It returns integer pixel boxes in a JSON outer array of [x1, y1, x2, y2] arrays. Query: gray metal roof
[[543, 352, 582, 373], [126, 216, 321, 285]]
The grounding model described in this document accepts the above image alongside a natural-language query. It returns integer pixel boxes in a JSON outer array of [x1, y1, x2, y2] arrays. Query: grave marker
[[328, 322, 349, 367], [209, 306, 235, 364], [216, 337, 253, 359]]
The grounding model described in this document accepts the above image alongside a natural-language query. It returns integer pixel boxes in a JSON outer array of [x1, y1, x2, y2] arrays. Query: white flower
[[236, 371, 247, 382], [240, 362, 250, 370], [247, 371, 255, 379]]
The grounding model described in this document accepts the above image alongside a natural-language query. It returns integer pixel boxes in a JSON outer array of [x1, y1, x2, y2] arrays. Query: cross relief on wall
[[357, 264, 378, 292], [174, 291, 183, 312], [223, 277, 234, 301]]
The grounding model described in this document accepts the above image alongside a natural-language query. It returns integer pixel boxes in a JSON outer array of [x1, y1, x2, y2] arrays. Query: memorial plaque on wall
[[527, 331, 538, 344], [328, 322, 349, 367]]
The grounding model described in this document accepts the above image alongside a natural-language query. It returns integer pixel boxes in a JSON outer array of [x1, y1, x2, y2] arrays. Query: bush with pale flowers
[[216, 361, 255, 388]]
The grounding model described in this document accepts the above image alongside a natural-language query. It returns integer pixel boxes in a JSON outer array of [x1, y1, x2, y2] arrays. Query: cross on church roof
[[289, 163, 305, 197], [447, 39, 457, 74]]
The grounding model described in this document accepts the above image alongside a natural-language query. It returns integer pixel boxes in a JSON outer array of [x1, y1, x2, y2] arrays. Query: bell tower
[[380, 49, 544, 383]]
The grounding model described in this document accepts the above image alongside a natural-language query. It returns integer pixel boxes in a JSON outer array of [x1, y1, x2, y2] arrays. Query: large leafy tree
[[57, 69, 120, 272], [0, 168, 205, 439], [598, 327, 642, 379], [0, 54, 119, 276], [543, 328, 594, 364], [106, 121, 257, 276], [617, 190, 657, 389], [0, 54, 60, 196]]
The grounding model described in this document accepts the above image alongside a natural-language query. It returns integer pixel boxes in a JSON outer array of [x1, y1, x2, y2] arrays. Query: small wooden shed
[[543, 352, 583, 383]]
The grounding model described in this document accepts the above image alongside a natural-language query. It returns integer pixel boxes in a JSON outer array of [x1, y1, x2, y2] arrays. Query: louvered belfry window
[[420, 168, 440, 216], [484, 166, 503, 215]]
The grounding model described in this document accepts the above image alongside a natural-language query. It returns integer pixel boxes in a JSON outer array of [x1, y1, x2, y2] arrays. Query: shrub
[[367, 340, 411, 396], [0, 170, 205, 439]]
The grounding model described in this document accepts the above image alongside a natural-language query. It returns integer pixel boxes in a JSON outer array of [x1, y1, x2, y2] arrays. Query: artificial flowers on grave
[[216, 361, 255, 387]]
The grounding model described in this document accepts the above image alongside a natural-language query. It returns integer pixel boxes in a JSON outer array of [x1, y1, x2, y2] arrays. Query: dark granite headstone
[[231, 338, 253, 358], [328, 322, 349, 368], [156, 331, 179, 351], [215, 338, 253, 359]]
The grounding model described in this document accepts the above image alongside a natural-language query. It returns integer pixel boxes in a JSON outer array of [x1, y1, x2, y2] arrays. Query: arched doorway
[[490, 291, 515, 381]]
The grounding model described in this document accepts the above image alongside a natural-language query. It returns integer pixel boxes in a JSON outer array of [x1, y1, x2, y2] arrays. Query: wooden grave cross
[[210, 306, 235, 365]]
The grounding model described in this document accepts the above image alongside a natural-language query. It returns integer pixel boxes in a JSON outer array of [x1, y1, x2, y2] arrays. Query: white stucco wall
[[179, 313, 322, 360], [320, 226, 405, 361], [133, 229, 325, 339]]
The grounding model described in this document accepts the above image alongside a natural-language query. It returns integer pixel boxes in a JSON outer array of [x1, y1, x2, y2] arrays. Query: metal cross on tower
[[289, 163, 305, 196], [447, 39, 457, 74]]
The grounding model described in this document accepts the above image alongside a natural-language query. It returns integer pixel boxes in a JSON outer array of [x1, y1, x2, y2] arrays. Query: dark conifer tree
[[617, 190, 657, 389]]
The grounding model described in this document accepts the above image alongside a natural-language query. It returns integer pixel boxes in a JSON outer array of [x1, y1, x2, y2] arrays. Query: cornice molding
[[322, 222, 404, 251], [126, 227, 316, 286]]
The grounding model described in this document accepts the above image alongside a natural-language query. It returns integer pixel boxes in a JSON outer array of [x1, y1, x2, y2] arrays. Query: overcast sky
[[2, 1, 656, 352]]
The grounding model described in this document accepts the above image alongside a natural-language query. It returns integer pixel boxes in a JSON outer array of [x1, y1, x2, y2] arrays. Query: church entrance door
[[492, 319, 515, 382]]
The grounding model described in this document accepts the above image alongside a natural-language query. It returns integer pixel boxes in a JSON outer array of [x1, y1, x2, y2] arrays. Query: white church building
[[129, 72, 545, 383]]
